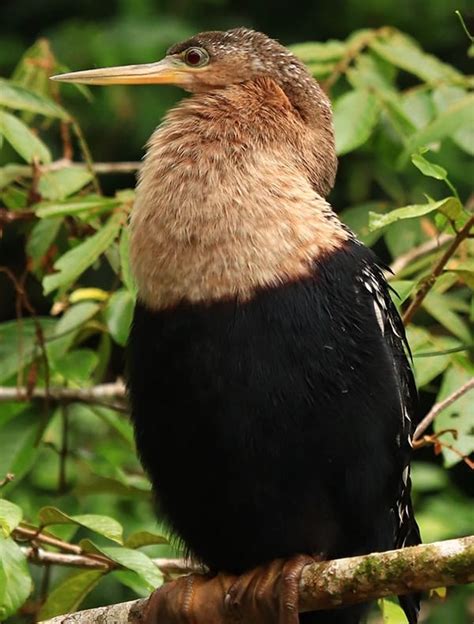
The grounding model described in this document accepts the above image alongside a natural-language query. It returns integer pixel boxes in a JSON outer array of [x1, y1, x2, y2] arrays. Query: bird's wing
[[358, 258, 421, 624], [359, 259, 421, 544]]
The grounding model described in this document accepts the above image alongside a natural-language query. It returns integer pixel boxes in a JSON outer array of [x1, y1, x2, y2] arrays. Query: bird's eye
[[184, 47, 209, 67]]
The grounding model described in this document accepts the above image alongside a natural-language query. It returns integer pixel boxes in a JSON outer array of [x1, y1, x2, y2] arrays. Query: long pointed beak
[[50, 57, 184, 86]]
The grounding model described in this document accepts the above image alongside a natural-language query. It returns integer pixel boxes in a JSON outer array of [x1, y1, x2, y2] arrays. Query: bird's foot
[[143, 554, 313, 623]]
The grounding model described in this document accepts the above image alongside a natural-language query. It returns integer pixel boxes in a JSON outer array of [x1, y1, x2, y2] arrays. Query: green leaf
[[26, 217, 62, 270], [104, 290, 134, 346], [399, 95, 474, 162], [50, 302, 100, 356], [401, 91, 435, 129], [407, 327, 457, 387], [0, 78, 69, 119], [52, 349, 99, 384], [334, 90, 379, 155], [434, 363, 474, 466], [290, 40, 346, 62], [423, 292, 472, 343], [370, 38, 461, 83], [444, 259, 474, 288], [0, 110, 51, 164], [0, 535, 32, 620], [0, 500, 22, 537], [38, 569, 105, 620], [368, 197, 461, 231], [384, 218, 425, 258], [389, 281, 414, 305], [0, 406, 50, 489], [347, 52, 396, 92], [39, 169, 93, 202], [119, 226, 137, 295], [411, 153, 448, 180], [36, 196, 118, 219], [0, 164, 29, 190], [43, 212, 122, 294], [38, 507, 124, 543], [113, 569, 151, 597], [125, 531, 168, 549], [99, 545, 163, 589], [432, 86, 474, 155], [0, 317, 56, 383]]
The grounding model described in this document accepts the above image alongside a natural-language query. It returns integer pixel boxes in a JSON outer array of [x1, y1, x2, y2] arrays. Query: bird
[[52, 27, 421, 624]]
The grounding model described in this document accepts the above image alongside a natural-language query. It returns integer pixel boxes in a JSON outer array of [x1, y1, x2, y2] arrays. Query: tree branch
[[402, 212, 474, 325], [413, 378, 474, 444], [0, 381, 127, 411], [3, 159, 142, 180], [37, 536, 474, 623], [22, 547, 199, 576]]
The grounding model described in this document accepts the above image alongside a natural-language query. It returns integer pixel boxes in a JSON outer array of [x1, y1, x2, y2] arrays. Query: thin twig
[[22, 547, 200, 576], [402, 212, 474, 325], [413, 378, 474, 442], [388, 233, 452, 276], [0, 473, 15, 488], [22, 547, 110, 570], [0, 381, 127, 411], [2, 159, 142, 178], [13, 525, 82, 554]]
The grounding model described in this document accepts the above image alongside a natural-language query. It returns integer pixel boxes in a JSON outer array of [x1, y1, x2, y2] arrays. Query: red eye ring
[[184, 47, 209, 67]]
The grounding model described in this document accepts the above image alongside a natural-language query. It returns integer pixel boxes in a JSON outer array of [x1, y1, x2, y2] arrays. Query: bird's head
[[52, 28, 315, 96]]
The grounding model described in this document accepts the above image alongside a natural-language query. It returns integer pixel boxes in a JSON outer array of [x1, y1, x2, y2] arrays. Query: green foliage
[[0, 18, 473, 624]]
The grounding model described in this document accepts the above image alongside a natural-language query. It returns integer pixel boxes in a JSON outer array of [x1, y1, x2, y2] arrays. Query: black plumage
[[128, 240, 421, 623]]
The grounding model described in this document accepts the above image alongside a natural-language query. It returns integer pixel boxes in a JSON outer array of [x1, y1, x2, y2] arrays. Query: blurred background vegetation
[[0, 0, 473, 622]]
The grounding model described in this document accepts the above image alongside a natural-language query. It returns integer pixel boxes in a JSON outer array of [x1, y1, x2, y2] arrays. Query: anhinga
[[53, 28, 421, 624]]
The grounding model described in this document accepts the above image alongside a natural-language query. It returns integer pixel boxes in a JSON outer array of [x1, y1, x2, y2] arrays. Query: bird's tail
[[397, 495, 422, 624]]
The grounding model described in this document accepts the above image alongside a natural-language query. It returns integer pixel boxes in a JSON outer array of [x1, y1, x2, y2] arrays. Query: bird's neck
[[130, 79, 349, 311]]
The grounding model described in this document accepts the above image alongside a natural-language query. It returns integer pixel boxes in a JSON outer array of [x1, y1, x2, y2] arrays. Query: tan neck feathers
[[130, 79, 348, 310]]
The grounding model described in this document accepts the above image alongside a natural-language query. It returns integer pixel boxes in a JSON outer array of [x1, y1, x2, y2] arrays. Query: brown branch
[[0, 381, 127, 412], [402, 212, 474, 325], [3, 159, 142, 179], [37, 536, 474, 623], [22, 547, 200, 577], [413, 378, 474, 442], [22, 547, 109, 570], [13, 525, 83, 554], [322, 27, 392, 91]]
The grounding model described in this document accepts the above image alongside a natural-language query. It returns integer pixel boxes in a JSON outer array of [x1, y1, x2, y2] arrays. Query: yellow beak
[[50, 57, 185, 86]]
